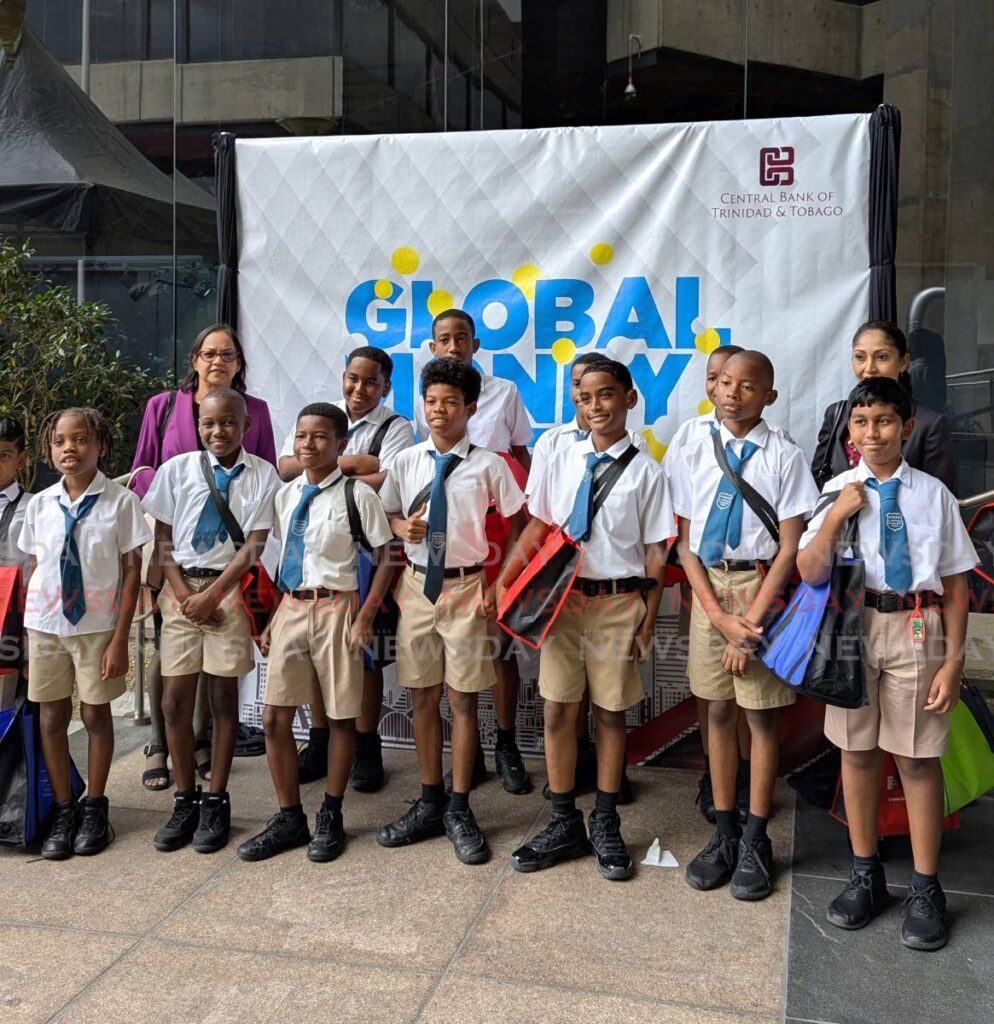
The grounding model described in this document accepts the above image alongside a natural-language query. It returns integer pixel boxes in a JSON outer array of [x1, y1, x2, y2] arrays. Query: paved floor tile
[[52, 939, 435, 1024], [786, 874, 994, 1024], [419, 975, 779, 1024], [0, 925, 133, 1024]]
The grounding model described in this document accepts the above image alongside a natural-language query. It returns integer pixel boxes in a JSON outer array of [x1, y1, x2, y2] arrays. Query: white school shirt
[[415, 374, 532, 452], [379, 435, 525, 568], [143, 449, 280, 572], [663, 413, 794, 480], [0, 482, 31, 574], [529, 436, 676, 580], [273, 469, 393, 591], [526, 418, 648, 497], [18, 472, 152, 637], [278, 399, 415, 471], [799, 460, 977, 594], [670, 419, 819, 562]]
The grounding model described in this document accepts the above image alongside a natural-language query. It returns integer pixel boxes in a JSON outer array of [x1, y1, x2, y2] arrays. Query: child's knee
[[743, 707, 779, 735], [261, 705, 293, 738], [79, 702, 112, 733], [208, 678, 238, 718], [592, 704, 625, 731], [39, 699, 72, 735], [707, 699, 737, 729], [447, 689, 477, 718], [894, 754, 940, 783], [543, 699, 575, 732], [411, 686, 441, 713]]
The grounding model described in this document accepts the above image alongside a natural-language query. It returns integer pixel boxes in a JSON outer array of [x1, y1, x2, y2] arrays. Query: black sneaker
[[511, 811, 590, 872], [376, 797, 447, 847], [444, 745, 487, 794], [588, 809, 633, 881], [730, 834, 775, 900], [350, 732, 385, 793], [494, 741, 533, 795], [237, 810, 311, 862], [41, 800, 78, 860], [686, 831, 739, 891], [900, 882, 948, 951], [443, 806, 490, 865], [73, 796, 114, 856], [618, 768, 634, 806], [542, 740, 597, 800], [735, 761, 751, 825], [696, 772, 717, 824], [153, 790, 201, 852], [308, 805, 346, 862], [298, 727, 330, 784], [193, 791, 231, 853], [827, 865, 890, 930]]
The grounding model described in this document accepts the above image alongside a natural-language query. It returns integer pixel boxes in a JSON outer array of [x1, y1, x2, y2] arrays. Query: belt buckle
[[879, 592, 900, 613], [716, 559, 731, 572]]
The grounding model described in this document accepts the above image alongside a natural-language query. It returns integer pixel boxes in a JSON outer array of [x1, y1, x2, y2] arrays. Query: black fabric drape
[[867, 103, 902, 321], [213, 132, 238, 329]]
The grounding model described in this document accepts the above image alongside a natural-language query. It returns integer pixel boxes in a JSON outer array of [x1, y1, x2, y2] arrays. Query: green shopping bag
[[941, 698, 994, 815]]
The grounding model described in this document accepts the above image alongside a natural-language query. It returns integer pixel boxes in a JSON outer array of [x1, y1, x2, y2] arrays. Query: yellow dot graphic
[[694, 328, 721, 354], [642, 429, 667, 463], [590, 242, 614, 265], [391, 246, 420, 275], [551, 338, 576, 365], [373, 279, 393, 300], [697, 398, 715, 416], [511, 264, 542, 300], [426, 289, 454, 317]]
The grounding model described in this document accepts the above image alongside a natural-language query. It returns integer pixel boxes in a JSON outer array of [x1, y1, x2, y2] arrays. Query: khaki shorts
[[394, 565, 496, 694], [159, 576, 255, 679], [688, 567, 795, 711], [825, 606, 949, 759], [539, 590, 647, 712], [264, 592, 364, 720], [26, 629, 126, 705]]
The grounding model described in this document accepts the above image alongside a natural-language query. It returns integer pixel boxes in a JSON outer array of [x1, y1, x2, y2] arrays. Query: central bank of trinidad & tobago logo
[[759, 146, 795, 187]]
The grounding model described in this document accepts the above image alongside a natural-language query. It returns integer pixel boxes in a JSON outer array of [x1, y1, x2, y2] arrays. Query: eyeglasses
[[197, 349, 239, 364]]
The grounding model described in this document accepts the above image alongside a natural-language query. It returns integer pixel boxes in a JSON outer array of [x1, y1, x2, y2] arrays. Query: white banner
[[236, 115, 871, 459]]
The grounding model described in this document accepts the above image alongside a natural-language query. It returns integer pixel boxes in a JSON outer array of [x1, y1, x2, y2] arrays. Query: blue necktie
[[60, 493, 99, 624], [572, 429, 588, 441], [699, 440, 760, 566], [865, 477, 912, 594], [191, 464, 246, 553], [567, 452, 613, 542], [424, 452, 456, 604], [277, 483, 323, 592]]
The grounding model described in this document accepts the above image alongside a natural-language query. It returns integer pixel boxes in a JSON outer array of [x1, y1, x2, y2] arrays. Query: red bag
[[484, 452, 530, 585], [497, 527, 582, 649], [830, 753, 959, 837], [240, 564, 278, 642]]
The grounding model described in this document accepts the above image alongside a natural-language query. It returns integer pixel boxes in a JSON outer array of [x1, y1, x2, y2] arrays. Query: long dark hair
[[179, 323, 248, 394], [852, 319, 913, 393]]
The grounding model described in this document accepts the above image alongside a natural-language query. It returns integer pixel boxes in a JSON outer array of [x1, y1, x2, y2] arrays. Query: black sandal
[[195, 741, 212, 782], [142, 743, 170, 791]]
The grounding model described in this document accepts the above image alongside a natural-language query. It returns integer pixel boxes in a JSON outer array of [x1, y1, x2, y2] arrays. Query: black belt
[[410, 563, 484, 579], [865, 589, 941, 613], [181, 567, 223, 578], [707, 559, 767, 573], [287, 588, 356, 601], [572, 576, 656, 597]]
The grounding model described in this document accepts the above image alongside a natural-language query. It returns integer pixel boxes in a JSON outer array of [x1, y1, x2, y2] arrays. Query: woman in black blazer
[[812, 320, 955, 491]]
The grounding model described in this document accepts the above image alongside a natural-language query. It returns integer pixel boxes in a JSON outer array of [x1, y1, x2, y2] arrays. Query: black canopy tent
[[0, 27, 215, 258]]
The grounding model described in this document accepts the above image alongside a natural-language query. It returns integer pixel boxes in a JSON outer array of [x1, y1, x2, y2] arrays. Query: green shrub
[[0, 239, 171, 489]]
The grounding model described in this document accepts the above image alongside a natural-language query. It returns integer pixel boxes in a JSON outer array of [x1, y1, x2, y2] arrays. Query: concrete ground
[[2, 725, 992, 1024]]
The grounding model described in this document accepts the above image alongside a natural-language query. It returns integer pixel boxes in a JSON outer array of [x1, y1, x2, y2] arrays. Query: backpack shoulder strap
[[367, 414, 400, 458], [0, 487, 24, 543], [199, 451, 246, 550], [591, 444, 640, 517], [344, 478, 372, 553], [711, 430, 780, 544], [405, 445, 476, 518]]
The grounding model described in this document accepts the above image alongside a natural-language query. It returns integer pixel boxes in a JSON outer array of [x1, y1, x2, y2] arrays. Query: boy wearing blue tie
[[671, 351, 818, 900], [798, 378, 974, 951]]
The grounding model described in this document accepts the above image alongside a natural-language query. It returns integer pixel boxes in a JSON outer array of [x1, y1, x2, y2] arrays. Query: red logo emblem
[[759, 146, 795, 187]]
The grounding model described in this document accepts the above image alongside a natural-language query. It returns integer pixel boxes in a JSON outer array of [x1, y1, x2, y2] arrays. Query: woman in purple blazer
[[132, 324, 277, 789]]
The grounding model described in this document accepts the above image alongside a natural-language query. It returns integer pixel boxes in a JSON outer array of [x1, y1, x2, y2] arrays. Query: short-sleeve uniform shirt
[[279, 400, 414, 471], [415, 375, 531, 452], [526, 419, 647, 496]]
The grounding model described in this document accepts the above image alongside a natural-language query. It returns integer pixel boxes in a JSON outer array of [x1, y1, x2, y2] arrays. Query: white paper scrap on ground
[[641, 838, 679, 867]]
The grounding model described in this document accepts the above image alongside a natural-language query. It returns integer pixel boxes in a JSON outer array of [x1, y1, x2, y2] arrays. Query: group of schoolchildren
[[0, 312, 976, 954]]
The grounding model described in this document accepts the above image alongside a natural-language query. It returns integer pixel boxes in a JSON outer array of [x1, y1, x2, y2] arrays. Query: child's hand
[[100, 636, 129, 680], [722, 641, 750, 677], [714, 612, 763, 651], [259, 623, 272, 656], [481, 584, 497, 618], [395, 505, 428, 544], [924, 664, 961, 714], [349, 612, 374, 654], [631, 621, 655, 663], [829, 482, 868, 522], [338, 453, 380, 477], [182, 589, 219, 625]]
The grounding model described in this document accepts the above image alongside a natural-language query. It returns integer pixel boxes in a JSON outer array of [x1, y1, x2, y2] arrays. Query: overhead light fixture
[[625, 34, 642, 104]]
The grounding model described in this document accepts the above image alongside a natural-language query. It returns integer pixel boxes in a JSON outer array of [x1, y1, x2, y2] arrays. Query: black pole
[[867, 104, 901, 322], [213, 131, 238, 329]]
